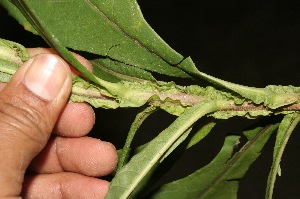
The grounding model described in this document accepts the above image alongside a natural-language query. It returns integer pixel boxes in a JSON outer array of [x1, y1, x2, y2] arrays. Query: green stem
[[0, 63, 18, 76], [2, 38, 300, 116]]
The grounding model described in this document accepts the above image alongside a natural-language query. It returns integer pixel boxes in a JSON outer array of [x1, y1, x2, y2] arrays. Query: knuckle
[[0, 94, 51, 145]]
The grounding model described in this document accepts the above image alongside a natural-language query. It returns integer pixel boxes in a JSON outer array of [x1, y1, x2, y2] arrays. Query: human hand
[[0, 49, 118, 198]]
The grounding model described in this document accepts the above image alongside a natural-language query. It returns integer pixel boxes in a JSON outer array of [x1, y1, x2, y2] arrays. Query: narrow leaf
[[159, 127, 193, 163], [114, 119, 217, 198], [105, 100, 219, 199], [117, 106, 158, 173], [186, 119, 216, 149], [128, 127, 194, 199], [0, 1, 38, 34], [266, 113, 300, 199], [147, 124, 279, 199]]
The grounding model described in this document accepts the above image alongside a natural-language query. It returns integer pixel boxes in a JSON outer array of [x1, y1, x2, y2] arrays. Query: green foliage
[[266, 113, 300, 199], [147, 124, 278, 199], [1, 1, 300, 198], [106, 100, 219, 198], [3, 0, 191, 79]]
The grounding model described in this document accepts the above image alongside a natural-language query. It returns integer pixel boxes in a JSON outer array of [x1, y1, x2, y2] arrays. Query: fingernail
[[24, 54, 68, 100]]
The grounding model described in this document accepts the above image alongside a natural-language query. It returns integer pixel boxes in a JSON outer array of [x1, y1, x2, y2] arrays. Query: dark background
[[1, 1, 300, 198]]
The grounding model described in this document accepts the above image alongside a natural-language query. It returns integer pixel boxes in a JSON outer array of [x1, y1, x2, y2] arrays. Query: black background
[[1, 1, 300, 198]]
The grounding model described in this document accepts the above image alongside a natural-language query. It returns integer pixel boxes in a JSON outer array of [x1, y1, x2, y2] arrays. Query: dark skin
[[0, 49, 118, 198]]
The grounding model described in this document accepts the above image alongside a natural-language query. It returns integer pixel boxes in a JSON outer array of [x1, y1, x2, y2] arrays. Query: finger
[[0, 82, 5, 91], [29, 136, 118, 177], [0, 54, 72, 197], [27, 48, 56, 57], [0, 48, 93, 92], [27, 48, 93, 73], [54, 102, 95, 137], [29, 48, 95, 137], [0, 48, 93, 90], [1, 87, 95, 137], [22, 173, 109, 199], [21, 48, 95, 137]]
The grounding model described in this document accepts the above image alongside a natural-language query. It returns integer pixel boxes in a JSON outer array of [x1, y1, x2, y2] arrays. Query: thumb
[[0, 54, 72, 197]]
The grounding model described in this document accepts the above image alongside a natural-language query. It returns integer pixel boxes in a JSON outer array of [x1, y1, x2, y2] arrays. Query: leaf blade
[[105, 100, 219, 199], [8, 0, 193, 80], [147, 124, 279, 199], [266, 113, 300, 199]]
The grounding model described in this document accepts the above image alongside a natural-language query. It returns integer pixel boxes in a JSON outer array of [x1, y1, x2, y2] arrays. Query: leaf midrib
[[84, 0, 175, 65], [198, 125, 274, 198]]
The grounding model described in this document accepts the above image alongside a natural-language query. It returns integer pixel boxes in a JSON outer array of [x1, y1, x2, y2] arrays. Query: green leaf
[[159, 127, 193, 163], [105, 100, 219, 199], [117, 106, 158, 173], [113, 119, 217, 198], [3, 1, 99, 86], [127, 127, 194, 199], [91, 58, 156, 82], [266, 113, 300, 199], [5, 0, 194, 80], [186, 119, 216, 149], [147, 124, 279, 199], [0, 1, 38, 34]]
